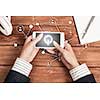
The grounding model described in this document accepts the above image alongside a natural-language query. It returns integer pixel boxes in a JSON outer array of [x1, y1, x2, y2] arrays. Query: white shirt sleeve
[[11, 58, 32, 77], [69, 63, 91, 81]]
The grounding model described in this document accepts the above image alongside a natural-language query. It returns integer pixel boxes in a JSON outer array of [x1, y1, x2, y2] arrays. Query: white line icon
[[44, 35, 53, 46]]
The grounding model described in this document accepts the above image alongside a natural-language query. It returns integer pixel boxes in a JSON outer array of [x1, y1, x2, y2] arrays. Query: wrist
[[19, 56, 29, 62], [19, 53, 31, 63], [69, 62, 80, 70], [12, 58, 32, 77], [69, 63, 91, 81]]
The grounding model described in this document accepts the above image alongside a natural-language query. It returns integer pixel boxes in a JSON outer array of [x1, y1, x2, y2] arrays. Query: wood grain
[[0, 16, 100, 82], [11, 16, 73, 26], [0, 46, 100, 67], [0, 24, 79, 46], [0, 66, 99, 83]]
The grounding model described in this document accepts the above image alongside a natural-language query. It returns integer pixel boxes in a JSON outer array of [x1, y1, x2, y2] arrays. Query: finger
[[61, 56, 72, 69], [64, 41, 73, 51], [53, 41, 64, 53], [31, 48, 39, 59], [24, 35, 32, 45], [46, 49, 56, 54], [34, 33, 43, 45], [64, 41, 75, 56], [64, 41, 68, 49], [61, 56, 68, 65]]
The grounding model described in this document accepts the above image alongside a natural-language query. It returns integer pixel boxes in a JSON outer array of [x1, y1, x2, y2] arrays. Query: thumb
[[24, 35, 32, 45], [33, 33, 43, 45], [53, 41, 64, 53]]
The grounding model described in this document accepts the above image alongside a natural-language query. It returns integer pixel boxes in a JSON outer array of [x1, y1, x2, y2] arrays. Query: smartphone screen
[[36, 32, 60, 47]]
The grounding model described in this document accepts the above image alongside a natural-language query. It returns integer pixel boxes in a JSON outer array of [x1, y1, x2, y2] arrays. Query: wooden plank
[[0, 66, 99, 83], [11, 16, 73, 26], [1, 16, 99, 47], [89, 41, 100, 47], [28, 67, 100, 83], [34, 47, 100, 67], [30, 67, 99, 83], [0, 34, 25, 46], [0, 46, 21, 65], [11, 16, 34, 25], [0, 66, 11, 83], [30, 66, 71, 83], [0, 16, 99, 83], [0, 16, 82, 46], [0, 25, 80, 46], [0, 46, 100, 67]]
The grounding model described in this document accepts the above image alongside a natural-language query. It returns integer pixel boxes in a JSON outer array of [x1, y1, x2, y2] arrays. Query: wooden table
[[0, 16, 100, 83]]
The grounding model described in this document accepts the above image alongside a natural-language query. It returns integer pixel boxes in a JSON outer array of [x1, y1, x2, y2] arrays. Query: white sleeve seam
[[12, 57, 32, 77], [69, 63, 91, 81]]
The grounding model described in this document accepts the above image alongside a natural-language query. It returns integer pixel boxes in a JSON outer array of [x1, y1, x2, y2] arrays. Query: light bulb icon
[[44, 35, 53, 46]]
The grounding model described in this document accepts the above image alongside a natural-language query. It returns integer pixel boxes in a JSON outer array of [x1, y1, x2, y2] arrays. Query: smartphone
[[32, 31, 64, 49]]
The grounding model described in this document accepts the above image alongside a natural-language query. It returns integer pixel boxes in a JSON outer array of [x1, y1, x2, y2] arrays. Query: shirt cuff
[[12, 58, 32, 77], [69, 63, 91, 81]]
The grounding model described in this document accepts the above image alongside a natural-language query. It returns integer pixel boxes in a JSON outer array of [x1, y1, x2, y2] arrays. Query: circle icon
[[44, 35, 53, 46]]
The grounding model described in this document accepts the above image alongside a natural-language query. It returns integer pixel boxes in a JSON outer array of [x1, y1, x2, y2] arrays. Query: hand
[[52, 41, 79, 70], [19, 34, 43, 63]]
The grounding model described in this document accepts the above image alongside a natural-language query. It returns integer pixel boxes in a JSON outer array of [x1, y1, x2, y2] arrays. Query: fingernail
[[39, 33, 43, 38], [65, 40, 68, 43], [40, 33, 43, 36], [53, 41, 57, 45]]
